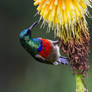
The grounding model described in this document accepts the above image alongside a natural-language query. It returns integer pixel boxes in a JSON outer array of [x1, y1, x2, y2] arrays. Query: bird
[[19, 21, 68, 65]]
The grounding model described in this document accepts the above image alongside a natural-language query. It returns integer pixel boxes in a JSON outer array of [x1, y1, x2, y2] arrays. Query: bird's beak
[[28, 21, 38, 30]]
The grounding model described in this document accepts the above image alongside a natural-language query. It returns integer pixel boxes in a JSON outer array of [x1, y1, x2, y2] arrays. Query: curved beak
[[25, 21, 38, 37], [28, 21, 38, 30]]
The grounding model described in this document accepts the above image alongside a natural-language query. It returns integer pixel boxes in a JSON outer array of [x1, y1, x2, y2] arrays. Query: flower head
[[34, 0, 92, 43], [34, 0, 90, 25]]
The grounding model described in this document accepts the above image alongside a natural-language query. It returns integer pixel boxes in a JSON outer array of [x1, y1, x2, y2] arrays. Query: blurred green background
[[0, 0, 92, 92]]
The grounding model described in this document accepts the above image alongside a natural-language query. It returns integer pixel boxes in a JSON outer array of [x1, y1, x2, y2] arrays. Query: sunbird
[[19, 21, 68, 65]]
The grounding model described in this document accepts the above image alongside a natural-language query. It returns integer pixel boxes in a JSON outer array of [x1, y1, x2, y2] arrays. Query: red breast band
[[39, 39, 53, 58]]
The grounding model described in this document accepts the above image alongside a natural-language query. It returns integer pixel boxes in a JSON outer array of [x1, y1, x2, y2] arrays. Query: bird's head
[[19, 21, 38, 39], [19, 28, 29, 39]]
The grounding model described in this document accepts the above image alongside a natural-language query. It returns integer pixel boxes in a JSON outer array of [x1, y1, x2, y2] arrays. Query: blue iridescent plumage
[[38, 40, 43, 52]]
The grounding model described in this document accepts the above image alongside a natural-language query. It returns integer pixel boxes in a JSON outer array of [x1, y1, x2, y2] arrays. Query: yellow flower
[[34, 0, 92, 42], [34, 0, 88, 24]]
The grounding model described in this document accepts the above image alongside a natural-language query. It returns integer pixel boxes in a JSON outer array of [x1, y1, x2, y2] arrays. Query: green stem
[[75, 74, 88, 92]]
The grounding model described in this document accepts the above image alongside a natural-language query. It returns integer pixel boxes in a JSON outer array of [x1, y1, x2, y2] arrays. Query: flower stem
[[76, 74, 88, 92]]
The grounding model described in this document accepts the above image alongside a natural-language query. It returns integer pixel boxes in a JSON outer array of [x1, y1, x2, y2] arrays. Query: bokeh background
[[0, 0, 92, 92]]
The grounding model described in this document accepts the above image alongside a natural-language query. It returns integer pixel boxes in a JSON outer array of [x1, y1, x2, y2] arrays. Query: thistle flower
[[33, 0, 91, 92]]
